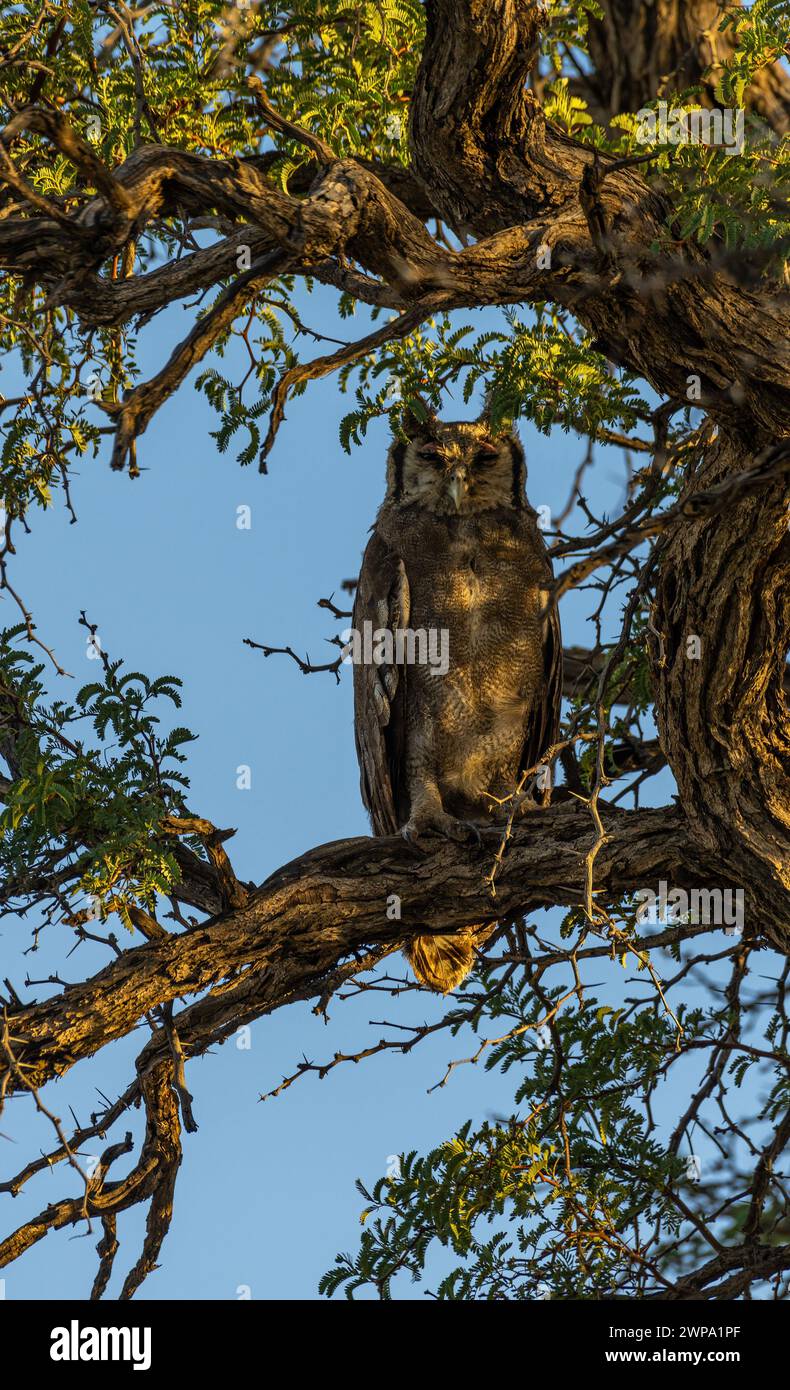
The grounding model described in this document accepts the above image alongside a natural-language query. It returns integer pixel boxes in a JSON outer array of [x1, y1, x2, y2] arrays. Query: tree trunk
[[652, 428, 790, 950]]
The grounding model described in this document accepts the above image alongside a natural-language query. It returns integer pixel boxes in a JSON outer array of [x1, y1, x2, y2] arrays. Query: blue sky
[[0, 283, 713, 1301]]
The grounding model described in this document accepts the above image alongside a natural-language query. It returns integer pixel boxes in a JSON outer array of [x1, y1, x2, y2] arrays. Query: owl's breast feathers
[[353, 503, 562, 830]]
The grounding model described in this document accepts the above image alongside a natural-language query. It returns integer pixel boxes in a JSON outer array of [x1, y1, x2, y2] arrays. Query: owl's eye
[[474, 445, 500, 466], [417, 444, 445, 464]]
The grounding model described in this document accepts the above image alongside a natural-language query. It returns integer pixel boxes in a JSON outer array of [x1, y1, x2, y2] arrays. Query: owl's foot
[[401, 808, 483, 847]]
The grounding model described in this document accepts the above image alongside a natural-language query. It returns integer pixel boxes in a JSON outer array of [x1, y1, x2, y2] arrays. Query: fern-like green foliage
[[718, 0, 790, 106], [337, 308, 650, 449], [540, 0, 604, 73], [321, 952, 790, 1298], [605, 99, 790, 262], [0, 624, 196, 926]]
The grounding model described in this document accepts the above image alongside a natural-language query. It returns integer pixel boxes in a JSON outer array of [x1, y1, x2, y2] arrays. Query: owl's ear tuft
[[398, 395, 438, 441], [476, 385, 493, 427], [508, 432, 528, 507], [476, 385, 513, 437]]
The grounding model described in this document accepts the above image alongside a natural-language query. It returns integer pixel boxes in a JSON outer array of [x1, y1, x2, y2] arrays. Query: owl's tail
[[404, 931, 479, 994]]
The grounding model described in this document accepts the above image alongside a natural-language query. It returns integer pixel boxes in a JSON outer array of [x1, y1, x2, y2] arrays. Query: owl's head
[[385, 409, 527, 515]]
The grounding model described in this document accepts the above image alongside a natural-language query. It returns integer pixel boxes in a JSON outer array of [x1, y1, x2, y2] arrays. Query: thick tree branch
[[1, 802, 714, 1094], [2, 28, 790, 445], [410, 0, 790, 435]]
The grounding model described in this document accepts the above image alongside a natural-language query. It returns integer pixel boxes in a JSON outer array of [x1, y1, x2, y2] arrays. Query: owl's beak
[[447, 473, 466, 511]]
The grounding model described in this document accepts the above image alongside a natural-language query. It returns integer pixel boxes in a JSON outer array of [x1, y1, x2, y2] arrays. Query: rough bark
[[409, 0, 790, 435], [652, 429, 790, 951]]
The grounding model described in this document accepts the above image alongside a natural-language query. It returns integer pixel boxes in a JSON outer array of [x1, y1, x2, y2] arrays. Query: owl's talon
[[400, 821, 427, 851], [459, 820, 482, 846], [439, 816, 484, 846], [401, 812, 483, 847]]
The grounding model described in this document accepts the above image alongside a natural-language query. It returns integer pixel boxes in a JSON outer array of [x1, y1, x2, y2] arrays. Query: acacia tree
[[0, 0, 789, 1301]]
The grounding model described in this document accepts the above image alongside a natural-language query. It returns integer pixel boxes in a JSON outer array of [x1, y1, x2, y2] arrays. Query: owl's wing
[[352, 529, 410, 836], [520, 546, 563, 795]]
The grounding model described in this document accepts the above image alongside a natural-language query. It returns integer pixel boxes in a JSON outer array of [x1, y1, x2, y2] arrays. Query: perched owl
[[352, 409, 562, 993]]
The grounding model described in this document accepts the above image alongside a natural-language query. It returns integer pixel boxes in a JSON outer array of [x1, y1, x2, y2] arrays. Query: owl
[[352, 408, 563, 994]]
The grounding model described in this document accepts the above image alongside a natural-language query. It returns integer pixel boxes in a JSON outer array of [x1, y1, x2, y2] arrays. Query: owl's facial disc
[[400, 425, 516, 513]]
